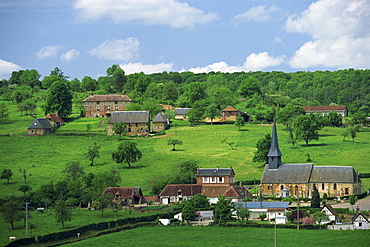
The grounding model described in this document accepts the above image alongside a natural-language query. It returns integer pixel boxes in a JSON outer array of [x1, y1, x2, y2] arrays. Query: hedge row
[[211, 222, 327, 230], [5, 212, 174, 247]]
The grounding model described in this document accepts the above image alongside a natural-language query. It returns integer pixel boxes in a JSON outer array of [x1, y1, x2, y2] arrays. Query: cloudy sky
[[0, 0, 369, 80]]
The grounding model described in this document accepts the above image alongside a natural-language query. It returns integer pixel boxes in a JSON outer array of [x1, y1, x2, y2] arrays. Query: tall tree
[[310, 184, 320, 208], [0, 200, 23, 230], [235, 115, 245, 130], [93, 193, 113, 218], [45, 80, 73, 118], [181, 200, 196, 223], [80, 76, 98, 92], [54, 200, 73, 228], [91, 170, 121, 196], [112, 122, 127, 139], [292, 114, 322, 146], [112, 142, 142, 167], [204, 104, 219, 124], [19, 69, 41, 88], [1, 169, 13, 184], [106, 64, 126, 92], [62, 161, 85, 181], [85, 142, 101, 166], [237, 77, 261, 98], [252, 134, 271, 164], [214, 196, 234, 223], [50, 67, 69, 81]]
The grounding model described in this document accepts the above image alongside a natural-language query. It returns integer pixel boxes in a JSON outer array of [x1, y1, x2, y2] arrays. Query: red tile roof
[[222, 106, 238, 112], [302, 105, 347, 112], [83, 93, 133, 102], [45, 112, 64, 123], [102, 187, 142, 199]]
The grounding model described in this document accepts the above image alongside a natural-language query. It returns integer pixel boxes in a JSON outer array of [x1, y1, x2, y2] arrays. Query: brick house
[[107, 111, 150, 136], [83, 92, 133, 117], [159, 167, 251, 204], [102, 187, 144, 205], [260, 121, 361, 198]]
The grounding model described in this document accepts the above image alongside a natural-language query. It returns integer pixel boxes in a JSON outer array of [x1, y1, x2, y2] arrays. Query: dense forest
[[1, 66, 370, 121]]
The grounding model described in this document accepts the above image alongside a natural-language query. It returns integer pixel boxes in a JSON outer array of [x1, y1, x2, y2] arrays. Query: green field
[[1, 98, 370, 197], [63, 226, 370, 247]]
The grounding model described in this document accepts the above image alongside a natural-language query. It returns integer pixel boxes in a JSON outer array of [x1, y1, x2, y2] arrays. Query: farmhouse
[[260, 121, 361, 198], [107, 111, 150, 136], [319, 204, 339, 224], [174, 108, 191, 120], [302, 105, 348, 117], [159, 167, 251, 204], [102, 187, 144, 205], [27, 118, 53, 136], [83, 92, 133, 117], [152, 112, 170, 132], [45, 112, 64, 127], [220, 106, 240, 121]]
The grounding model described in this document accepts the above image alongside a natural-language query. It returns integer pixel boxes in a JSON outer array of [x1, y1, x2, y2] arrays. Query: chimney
[[89, 92, 93, 96], [122, 91, 125, 95]]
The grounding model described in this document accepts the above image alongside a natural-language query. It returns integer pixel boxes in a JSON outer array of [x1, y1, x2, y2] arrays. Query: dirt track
[[332, 193, 370, 211]]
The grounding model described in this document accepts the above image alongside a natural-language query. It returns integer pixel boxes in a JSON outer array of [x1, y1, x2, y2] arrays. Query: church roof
[[310, 166, 358, 183], [261, 163, 314, 184], [267, 120, 282, 158]]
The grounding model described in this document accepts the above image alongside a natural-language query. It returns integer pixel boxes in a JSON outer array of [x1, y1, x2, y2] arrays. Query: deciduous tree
[[85, 142, 101, 166], [0, 200, 23, 230], [0, 102, 10, 124], [112, 122, 127, 139], [214, 196, 234, 223], [168, 139, 182, 151], [45, 80, 73, 118], [112, 142, 142, 167], [182, 200, 196, 223], [252, 134, 271, 164], [293, 114, 322, 146], [1, 169, 13, 184], [234, 115, 245, 130], [54, 200, 73, 228]]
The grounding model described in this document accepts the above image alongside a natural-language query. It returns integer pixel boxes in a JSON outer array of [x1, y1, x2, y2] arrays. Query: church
[[260, 121, 361, 198]]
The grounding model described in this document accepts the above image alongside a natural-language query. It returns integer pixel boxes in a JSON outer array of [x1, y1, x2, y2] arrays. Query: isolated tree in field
[[348, 127, 357, 142], [276, 103, 305, 130], [54, 200, 73, 228], [85, 142, 101, 166], [182, 200, 196, 223], [214, 196, 234, 223], [310, 184, 320, 208], [292, 114, 322, 146], [45, 80, 73, 118], [252, 134, 271, 164], [342, 128, 350, 141], [1, 169, 13, 184], [62, 161, 85, 181], [0, 200, 23, 230], [234, 115, 245, 130], [221, 137, 235, 150], [18, 167, 27, 183], [112, 142, 142, 167], [112, 122, 127, 139], [19, 185, 32, 195], [168, 139, 182, 151], [313, 211, 329, 224], [0, 102, 10, 124]]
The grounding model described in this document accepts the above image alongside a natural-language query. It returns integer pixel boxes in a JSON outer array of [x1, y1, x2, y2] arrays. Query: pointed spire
[[267, 119, 282, 169]]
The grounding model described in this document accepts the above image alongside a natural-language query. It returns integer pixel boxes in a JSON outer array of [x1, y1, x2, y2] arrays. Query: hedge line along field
[[63, 226, 370, 247]]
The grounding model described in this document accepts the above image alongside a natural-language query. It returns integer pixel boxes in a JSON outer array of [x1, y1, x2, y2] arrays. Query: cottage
[[152, 112, 169, 132], [45, 112, 64, 127], [102, 187, 144, 205], [320, 204, 339, 224], [352, 212, 369, 230], [220, 106, 240, 121], [27, 118, 53, 136], [107, 111, 150, 136], [83, 92, 133, 117], [159, 167, 251, 204], [260, 121, 361, 198], [174, 108, 191, 120], [302, 105, 348, 117]]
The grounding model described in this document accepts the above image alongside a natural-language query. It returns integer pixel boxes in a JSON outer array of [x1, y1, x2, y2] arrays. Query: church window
[[333, 183, 337, 190], [280, 185, 284, 190], [268, 185, 272, 190], [322, 183, 325, 190], [295, 185, 298, 196]]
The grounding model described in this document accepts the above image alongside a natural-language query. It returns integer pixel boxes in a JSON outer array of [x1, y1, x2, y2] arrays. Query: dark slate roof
[[197, 168, 235, 177], [321, 204, 338, 216], [27, 118, 53, 129], [174, 108, 190, 115], [159, 184, 202, 197], [310, 166, 358, 183], [83, 93, 133, 102], [235, 201, 290, 209], [107, 111, 150, 124], [351, 212, 369, 223], [153, 113, 168, 123], [268, 120, 282, 157], [261, 163, 314, 184]]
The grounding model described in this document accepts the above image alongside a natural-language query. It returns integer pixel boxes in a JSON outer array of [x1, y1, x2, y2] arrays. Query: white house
[[234, 201, 290, 223], [320, 204, 339, 224], [352, 212, 369, 230]]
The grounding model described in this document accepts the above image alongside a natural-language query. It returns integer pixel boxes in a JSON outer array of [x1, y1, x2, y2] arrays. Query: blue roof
[[235, 201, 290, 209]]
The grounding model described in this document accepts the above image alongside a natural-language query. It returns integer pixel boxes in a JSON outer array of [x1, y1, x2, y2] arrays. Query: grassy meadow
[[1, 98, 370, 198], [64, 226, 370, 247]]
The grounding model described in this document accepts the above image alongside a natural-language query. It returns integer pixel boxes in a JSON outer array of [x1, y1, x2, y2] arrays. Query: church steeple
[[267, 119, 282, 169]]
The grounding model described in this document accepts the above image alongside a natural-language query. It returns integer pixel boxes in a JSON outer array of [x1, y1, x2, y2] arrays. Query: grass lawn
[[63, 226, 370, 247]]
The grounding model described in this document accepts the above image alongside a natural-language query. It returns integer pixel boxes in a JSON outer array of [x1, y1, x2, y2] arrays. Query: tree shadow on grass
[[119, 165, 147, 169], [170, 149, 185, 151], [238, 129, 249, 132], [298, 143, 329, 147]]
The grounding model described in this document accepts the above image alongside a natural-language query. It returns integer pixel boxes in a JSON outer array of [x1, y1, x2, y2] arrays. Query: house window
[[218, 177, 224, 183], [230, 177, 234, 184], [333, 183, 337, 190], [107, 105, 110, 109], [345, 188, 349, 195], [322, 183, 325, 190], [203, 177, 209, 183], [115, 101, 118, 104], [115, 105, 118, 110], [97, 101, 100, 104], [359, 222, 362, 227], [268, 185, 272, 190], [211, 177, 216, 183]]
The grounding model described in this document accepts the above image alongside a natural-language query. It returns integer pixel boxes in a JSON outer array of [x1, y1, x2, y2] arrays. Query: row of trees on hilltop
[[1, 66, 370, 121]]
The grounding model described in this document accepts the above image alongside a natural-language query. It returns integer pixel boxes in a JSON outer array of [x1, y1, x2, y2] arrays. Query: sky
[[0, 0, 369, 80]]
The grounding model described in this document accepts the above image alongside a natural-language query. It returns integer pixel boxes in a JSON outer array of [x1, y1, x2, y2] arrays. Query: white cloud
[[0, 59, 22, 79], [61, 49, 81, 62], [286, 0, 370, 69], [89, 38, 140, 62], [188, 61, 243, 74], [232, 5, 278, 25], [243, 52, 284, 71], [36, 45, 63, 60], [73, 0, 218, 29], [120, 62, 173, 74]]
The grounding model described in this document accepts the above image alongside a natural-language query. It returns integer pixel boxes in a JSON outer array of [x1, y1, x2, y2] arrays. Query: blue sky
[[1, 0, 369, 80]]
